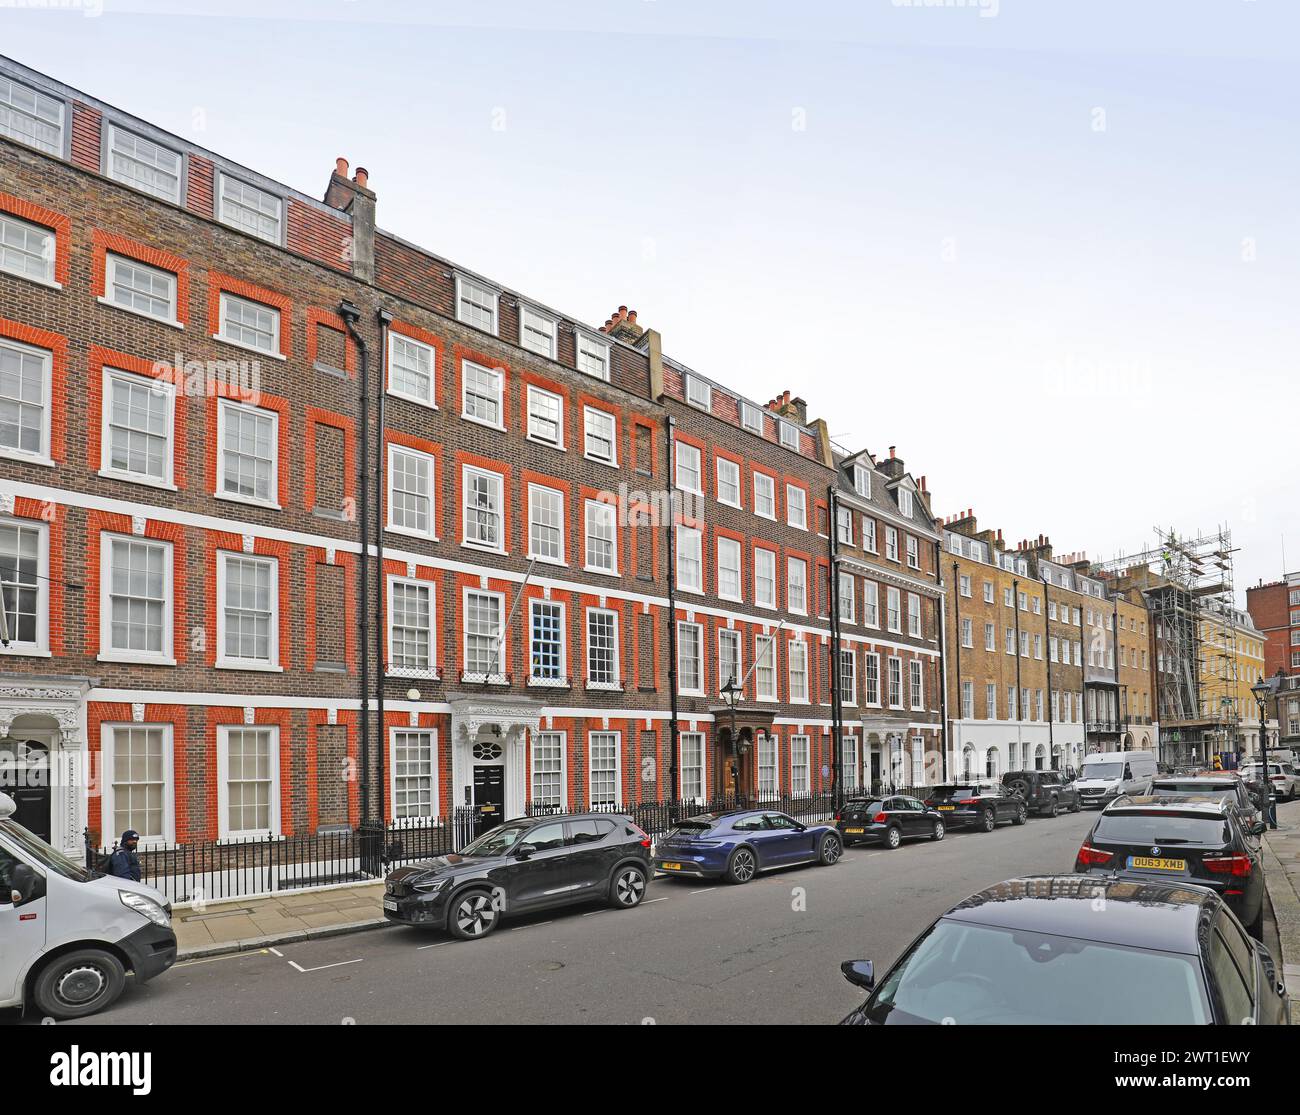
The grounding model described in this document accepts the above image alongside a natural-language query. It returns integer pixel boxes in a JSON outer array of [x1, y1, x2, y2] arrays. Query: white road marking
[[688, 888, 718, 896], [417, 941, 452, 951], [268, 947, 283, 957], [176, 949, 269, 968], [509, 921, 553, 931], [581, 909, 610, 917], [288, 958, 364, 973], [642, 897, 670, 905]]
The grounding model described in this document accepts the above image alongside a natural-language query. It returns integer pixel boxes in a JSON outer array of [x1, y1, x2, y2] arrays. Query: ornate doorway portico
[[447, 694, 543, 825], [0, 677, 94, 855]]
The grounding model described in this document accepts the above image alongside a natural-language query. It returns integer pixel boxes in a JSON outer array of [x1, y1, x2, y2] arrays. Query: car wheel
[[1046, 797, 1059, 818], [931, 820, 945, 841], [448, 889, 500, 940], [884, 825, 902, 849], [609, 864, 648, 909], [32, 949, 127, 1020], [818, 833, 842, 865], [980, 809, 996, 833], [1069, 798, 1081, 813], [726, 846, 757, 884]]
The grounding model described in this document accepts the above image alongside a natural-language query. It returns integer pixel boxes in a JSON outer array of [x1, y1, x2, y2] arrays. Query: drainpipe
[[1013, 577, 1023, 768], [1113, 594, 1123, 748], [827, 485, 844, 806], [1042, 575, 1055, 767], [950, 559, 962, 782], [935, 540, 948, 783], [664, 415, 680, 799], [338, 301, 369, 825], [375, 308, 393, 824]]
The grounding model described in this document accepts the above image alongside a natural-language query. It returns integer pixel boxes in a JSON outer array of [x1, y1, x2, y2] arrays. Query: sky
[[6, 0, 1298, 604]]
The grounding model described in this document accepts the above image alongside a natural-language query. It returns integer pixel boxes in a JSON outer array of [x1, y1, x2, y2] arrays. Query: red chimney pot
[[354, 168, 369, 188], [336, 157, 349, 177]]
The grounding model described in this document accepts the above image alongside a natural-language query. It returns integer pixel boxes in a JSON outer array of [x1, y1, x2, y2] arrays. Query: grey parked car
[[1002, 770, 1081, 817]]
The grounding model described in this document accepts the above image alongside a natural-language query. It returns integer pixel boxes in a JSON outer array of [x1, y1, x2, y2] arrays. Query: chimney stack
[[599, 304, 644, 342], [322, 155, 376, 283], [770, 389, 808, 425]]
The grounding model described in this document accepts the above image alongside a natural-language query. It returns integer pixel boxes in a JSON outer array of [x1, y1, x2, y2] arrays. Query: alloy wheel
[[933, 821, 945, 841], [454, 893, 498, 937], [887, 827, 901, 849], [614, 867, 646, 906], [730, 849, 756, 882], [821, 835, 842, 864]]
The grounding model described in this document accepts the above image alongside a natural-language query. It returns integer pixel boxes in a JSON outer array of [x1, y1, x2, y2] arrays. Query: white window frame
[[460, 359, 505, 430], [789, 639, 809, 703], [906, 535, 920, 569], [531, 730, 567, 811], [779, 420, 799, 450], [387, 575, 437, 677], [99, 532, 174, 665], [526, 483, 566, 566], [908, 592, 922, 638], [863, 652, 881, 707], [217, 172, 283, 245], [216, 724, 282, 839], [786, 484, 808, 530], [386, 443, 437, 541], [840, 649, 857, 707], [787, 556, 808, 616], [888, 656, 904, 709], [757, 731, 779, 799], [853, 463, 871, 498], [216, 550, 281, 671], [675, 441, 702, 495], [525, 384, 564, 449], [754, 472, 776, 519], [454, 274, 499, 335], [754, 547, 777, 609], [585, 606, 621, 690], [0, 516, 49, 656], [0, 211, 57, 287], [519, 304, 557, 359], [887, 587, 902, 633], [910, 659, 924, 711], [677, 621, 705, 696], [862, 517, 877, 553], [0, 75, 65, 156], [718, 627, 742, 692], [685, 374, 712, 410], [387, 331, 437, 409], [836, 507, 854, 546], [575, 331, 611, 381], [216, 397, 280, 509], [583, 406, 618, 466], [102, 252, 179, 327], [584, 498, 619, 576], [675, 525, 703, 594], [740, 401, 764, 434], [105, 123, 182, 204], [99, 366, 177, 490], [0, 335, 53, 465], [755, 634, 778, 702], [863, 580, 879, 628], [716, 457, 741, 508], [899, 487, 914, 518], [791, 735, 811, 796], [462, 588, 506, 681], [716, 537, 742, 602], [680, 731, 707, 802], [588, 730, 623, 808], [838, 571, 855, 624], [461, 465, 505, 553], [528, 598, 567, 685], [216, 291, 282, 357], [389, 728, 440, 821], [885, 526, 899, 562], [101, 723, 176, 845]]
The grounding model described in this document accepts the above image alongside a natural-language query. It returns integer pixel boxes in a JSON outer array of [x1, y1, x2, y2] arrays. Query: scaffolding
[[1097, 527, 1238, 765]]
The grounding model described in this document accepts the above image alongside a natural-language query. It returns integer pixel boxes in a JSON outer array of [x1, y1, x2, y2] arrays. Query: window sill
[[386, 524, 440, 544], [461, 672, 508, 685], [0, 647, 52, 658], [98, 468, 178, 492], [527, 677, 571, 689], [386, 668, 441, 681], [215, 491, 282, 512], [314, 361, 349, 379], [583, 566, 621, 578], [0, 449, 55, 468], [216, 661, 285, 673], [584, 454, 619, 470], [460, 542, 507, 557], [210, 333, 287, 361], [3, 269, 61, 291], [585, 682, 624, 693], [387, 386, 438, 411], [525, 434, 565, 452], [97, 653, 177, 666], [460, 414, 507, 434], [97, 296, 183, 330], [526, 554, 567, 568]]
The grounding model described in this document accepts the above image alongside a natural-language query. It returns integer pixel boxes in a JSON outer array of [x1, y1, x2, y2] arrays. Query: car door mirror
[[1250, 822, 1267, 837], [9, 863, 43, 906], [841, 959, 874, 991], [514, 843, 538, 860]]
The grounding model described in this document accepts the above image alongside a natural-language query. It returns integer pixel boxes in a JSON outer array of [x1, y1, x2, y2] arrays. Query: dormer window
[[740, 401, 763, 434], [685, 374, 711, 411], [899, 487, 913, 518], [575, 332, 610, 381], [455, 275, 499, 335], [853, 464, 870, 498], [779, 421, 799, 450]]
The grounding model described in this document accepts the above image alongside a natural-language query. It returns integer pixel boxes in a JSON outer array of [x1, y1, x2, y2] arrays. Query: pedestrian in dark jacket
[[107, 829, 142, 882]]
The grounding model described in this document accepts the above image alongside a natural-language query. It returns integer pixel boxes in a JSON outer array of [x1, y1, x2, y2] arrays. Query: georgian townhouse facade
[[0, 56, 902, 854], [831, 448, 944, 791]]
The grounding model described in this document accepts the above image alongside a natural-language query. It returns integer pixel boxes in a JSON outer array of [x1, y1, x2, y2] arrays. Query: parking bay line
[[176, 949, 270, 968], [287, 958, 364, 974]]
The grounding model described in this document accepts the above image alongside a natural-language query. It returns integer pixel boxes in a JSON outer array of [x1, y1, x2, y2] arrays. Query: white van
[[0, 792, 177, 1019], [1076, 750, 1157, 808]]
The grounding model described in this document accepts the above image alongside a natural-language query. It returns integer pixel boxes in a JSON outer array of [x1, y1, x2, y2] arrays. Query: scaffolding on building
[[1097, 526, 1238, 766]]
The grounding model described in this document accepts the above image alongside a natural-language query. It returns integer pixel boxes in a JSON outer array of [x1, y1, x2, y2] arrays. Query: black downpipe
[[1042, 576, 1055, 766], [935, 541, 948, 782], [664, 415, 680, 798], [1013, 578, 1024, 758], [827, 485, 844, 807], [338, 301, 369, 825], [376, 308, 393, 823], [950, 559, 962, 778]]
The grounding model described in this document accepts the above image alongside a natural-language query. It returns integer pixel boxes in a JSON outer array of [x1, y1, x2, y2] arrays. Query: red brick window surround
[[306, 308, 357, 376], [383, 430, 443, 540], [0, 316, 68, 464], [90, 228, 191, 327], [204, 532, 293, 672], [87, 345, 188, 489], [207, 270, 293, 360], [1, 496, 65, 657], [387, 318, 442, 405], [0, 191, 71, 287], [304, 406, 357, 514], [206, 384, 292, 510]]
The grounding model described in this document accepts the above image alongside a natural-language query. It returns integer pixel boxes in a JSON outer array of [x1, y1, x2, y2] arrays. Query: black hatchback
[[382, 813, 653, 939], [836, 796, 947, 849], [1074, 796, 1268, 937]]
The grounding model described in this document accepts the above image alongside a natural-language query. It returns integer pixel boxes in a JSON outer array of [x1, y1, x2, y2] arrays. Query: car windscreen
[[1151, 782, 1232, 797], [865, 918, 1210, 1025], [0, 819, 95, 882], [459, 823, 530, 857], [929, 786, 978, 800], [844, 800, 884, 813], [1080, 762, 1124, 779], [1093, 812, 1230, 846]]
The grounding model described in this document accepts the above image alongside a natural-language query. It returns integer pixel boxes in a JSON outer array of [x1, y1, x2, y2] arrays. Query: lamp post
[[1251, 670, 1284, 829], [721, 676, 743, 804]]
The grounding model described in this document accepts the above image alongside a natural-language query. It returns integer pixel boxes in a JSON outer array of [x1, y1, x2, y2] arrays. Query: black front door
[[9, 785, 51, 843], [473, 765, 505, 837], [3, 740, 51, 842]]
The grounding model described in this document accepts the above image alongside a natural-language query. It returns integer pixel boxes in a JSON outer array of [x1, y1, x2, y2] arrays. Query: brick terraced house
[[0, 56, 948, 855]]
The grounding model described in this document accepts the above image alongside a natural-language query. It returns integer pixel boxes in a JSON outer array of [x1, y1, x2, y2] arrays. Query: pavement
[[173, 882, 389, 959], [1261, 803, 1300, 1024], [54, 809, 1100, 1025]]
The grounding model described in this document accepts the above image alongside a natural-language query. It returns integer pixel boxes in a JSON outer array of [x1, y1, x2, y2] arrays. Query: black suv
[[1150, 776, 1260, 830], [1074, 796, 1269, 937], [382, 813, 652, 939], [1002, 770, 1081, 817], [924, 783, 1027, 832]]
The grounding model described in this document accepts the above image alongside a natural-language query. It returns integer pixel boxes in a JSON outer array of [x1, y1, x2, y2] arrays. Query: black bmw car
[[836, 795, 947, 849], [382, 813, 653, 939], [838, 875, 1289, 1025], [1074, 795, 1268, 937]]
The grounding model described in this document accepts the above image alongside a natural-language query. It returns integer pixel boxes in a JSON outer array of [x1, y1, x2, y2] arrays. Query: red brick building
[[1246, 573, 1300, 747], [0, 56, 944, 856]]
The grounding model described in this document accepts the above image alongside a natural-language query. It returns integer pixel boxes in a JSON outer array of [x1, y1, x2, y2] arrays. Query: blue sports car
[[653, 809, 842, 883]]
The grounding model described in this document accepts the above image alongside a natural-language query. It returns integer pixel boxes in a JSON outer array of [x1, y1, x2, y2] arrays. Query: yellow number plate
[[937, 805, 955, 811], [660, 862, 682, 871], [1128, 856, 1186, 871], [845, 827, 865, 834]]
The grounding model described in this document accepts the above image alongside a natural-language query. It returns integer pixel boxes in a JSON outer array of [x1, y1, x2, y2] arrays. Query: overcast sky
[[10, 0, 1298, 603]]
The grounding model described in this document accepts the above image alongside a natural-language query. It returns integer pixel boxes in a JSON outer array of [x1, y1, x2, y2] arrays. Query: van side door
[[0, 842, 47, 1007]]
